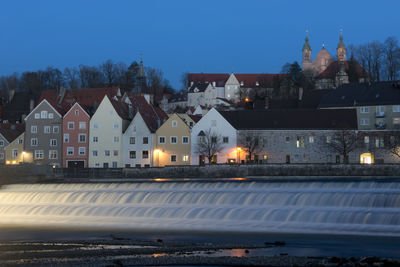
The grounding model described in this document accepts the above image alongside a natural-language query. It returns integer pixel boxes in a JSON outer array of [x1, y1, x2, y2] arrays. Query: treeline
[[349, 36, 400, 82], [0, 59, 174, 104]]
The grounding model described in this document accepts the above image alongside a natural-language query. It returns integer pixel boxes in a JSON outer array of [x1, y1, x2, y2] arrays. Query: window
[[360, 107, 370, 114], [360, 118, 370, 126], [41, 110, 48, 119], [170, 136, 177, 144], [129, 137, 135, 144], [79, 122, 86, 129], [114, 136, 120, 143], [211, 137, 217, 143], [285, 136, 290, 143], [48, 113, 54, 119], [105, 150, 110, 156], [67, 147, 74, 155], [93, 122, 99, 129], [158, 136, 165, 144], [182, 136, 189, 144], [170, 154, 177, 162], [309, 136, 314, 143], [172, 120, 178, 127], [327, 155, 332, 163], [12, 149, 18, 158], [393, 118, 400, 125], [211, 120, 217, 127], [93, 136, 98, 142], [112, 162, 118, 168], [0, 153, 4, 159], [75, 110, 79, 116], [262, 137, 267, 147], [79, 134, 86, 143], [50, 139, 57, 147], [53, 126, 59, 133], [31, 126, 37, 133], [326, 136, 331, 143], [0, 140, 3, 146], [296, 136, 305, 148], [44, 126, 51, 134], [143, 137, 148, 144], [390, 136, 396, 145], [34, 113, 40, 119], [95, 163, 100, 167], [142, 150, 149, 159], [364, 136, 370, 144], [113, 122, 119, 129], [182, 154, 189, 163], [64, 134, 69, 143], [393, 105, 400, 113], [68, 122, 74, 129], [376, 137, 384, 148], [223, 137, 229, 143], [376, 106, 386, 113], [34, 150, 44, 159], [18, 138, 23, 144], [113, 150, 119, 156], [129, 151, 136, 159], [79, 147, 85, 155], [92, 150, 98, 157], [49, 150, 57, 159], [31, 138, 38, 146]]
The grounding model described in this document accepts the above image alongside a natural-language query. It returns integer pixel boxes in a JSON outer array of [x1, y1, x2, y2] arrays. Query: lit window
[[182, 136, 189, 144], [113, 150, 119, 156], [170, 136, 177, 144], [158, 136, 165, 144], [364, 136, 370, 143], [296, 136, 305, 148], [182, 154, 189, 162], [393, 118, 400, 125], [79, 122, 86, 129], [68, 122, 74, 129], [49, 150, 57, 159], [309, 136, 314, 143], [79, 147, 86, 155], [64, 134, 69, 143], [142, 150, 149, 159], [67, 147, 74, 155], [170, 155, 177, 162]]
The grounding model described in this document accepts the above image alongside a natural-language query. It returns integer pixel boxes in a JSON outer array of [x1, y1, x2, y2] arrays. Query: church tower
[[302, 31, 312, 72], [133, 57, 147, 94], [336, 29, 346, 62]]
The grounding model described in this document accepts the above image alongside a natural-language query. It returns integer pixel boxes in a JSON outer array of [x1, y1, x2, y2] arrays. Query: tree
[[238, 132, 261, 163], [388, 133, 400, 159], [63, 67, 80, 89], [383, 36, 400, 81], [101, 59, 117, 86], [196, 128, 224, 164], [180, 72, 189, 91], [78, 65, 104, 88], [327, 130, 359, 164]]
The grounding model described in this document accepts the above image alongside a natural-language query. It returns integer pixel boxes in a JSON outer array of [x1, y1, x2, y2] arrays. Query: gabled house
[[122, 94, 168, 168], [62, 103, 90, 168], [0, 123, 26, 164], [5, 132, 30, 164], [155, 113, 191, 166], [24, 99, 63, 167], [88, 96, 131, 168]]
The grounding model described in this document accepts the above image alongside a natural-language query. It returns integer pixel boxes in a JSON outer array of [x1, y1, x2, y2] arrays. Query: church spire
[[302, 30, 312, 71], [337, 29, 346, 62], [133, 55, 147, 94]]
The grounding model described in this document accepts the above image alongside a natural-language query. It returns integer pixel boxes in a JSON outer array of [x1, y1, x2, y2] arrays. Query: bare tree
[[79, 65, 104, 88], [238, 132, 261, 163], [63, 67, 80, 89], [196, 128, 224, 164], [387, 133, 400, 159], [101, 59, 117, 85], [384, 37, 400, 81], [327, 130, 359, 164]]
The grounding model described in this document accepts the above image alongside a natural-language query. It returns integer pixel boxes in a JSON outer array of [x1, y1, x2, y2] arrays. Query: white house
[[191, 108, 238, 165], [88, 96, 130, 168]]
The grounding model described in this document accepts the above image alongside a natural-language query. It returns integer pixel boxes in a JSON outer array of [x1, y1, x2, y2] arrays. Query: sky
[[1, 0, 400, 90]]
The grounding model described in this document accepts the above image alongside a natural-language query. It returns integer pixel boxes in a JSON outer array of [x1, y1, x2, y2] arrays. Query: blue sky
[[0, 0, 399, 90]]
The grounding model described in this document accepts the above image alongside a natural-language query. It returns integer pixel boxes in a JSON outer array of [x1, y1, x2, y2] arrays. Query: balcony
[[375, 123, 387, 129], [375, 111, 386, 118]]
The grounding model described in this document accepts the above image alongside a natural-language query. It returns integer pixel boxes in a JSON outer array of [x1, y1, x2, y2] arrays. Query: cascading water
[[0, 180, 400, 236]]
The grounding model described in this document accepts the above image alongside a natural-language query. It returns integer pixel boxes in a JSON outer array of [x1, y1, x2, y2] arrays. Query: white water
[[1, 181, 400, 236]]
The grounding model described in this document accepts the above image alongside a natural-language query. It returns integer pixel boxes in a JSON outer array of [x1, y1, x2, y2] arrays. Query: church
[[302, 31, 366, 89]]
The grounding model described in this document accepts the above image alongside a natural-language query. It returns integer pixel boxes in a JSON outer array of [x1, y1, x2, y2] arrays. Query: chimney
[[298, 87, 304, 101], [212, 81, 216, 87], [29, 99, 35, 112], [128, 105, 133, 119], [8, 89, 15, 102]]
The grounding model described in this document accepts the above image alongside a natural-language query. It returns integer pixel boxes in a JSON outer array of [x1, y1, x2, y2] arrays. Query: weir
[[0, 180, 400, 236]]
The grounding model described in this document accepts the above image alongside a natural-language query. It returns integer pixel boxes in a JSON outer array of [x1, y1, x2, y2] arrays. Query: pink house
[[62, 103, 90, 168]]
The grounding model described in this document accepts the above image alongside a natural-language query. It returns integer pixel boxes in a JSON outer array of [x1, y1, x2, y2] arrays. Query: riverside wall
[[1, 163, 400, 185]]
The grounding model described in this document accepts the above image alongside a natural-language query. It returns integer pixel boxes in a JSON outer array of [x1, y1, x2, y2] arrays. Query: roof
[[169, 91, 187, 102], [219, 109, 357, 130], [128, 94, 168, 132], [234, 74, 286, 88], [317, 60, 364, 79], [319, 81, 400, 108], [188, 82, 210, 93], [299, 89, 334, 109], [188, 73, 229, 87], [188, 115, 202, 123], [109, 97, 131, 120], [2, 91, 35, 122], [0, 123, 25, 142]]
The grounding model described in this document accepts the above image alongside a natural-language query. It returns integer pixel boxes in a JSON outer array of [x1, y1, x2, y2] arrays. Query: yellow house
[[5, 132, 33, 164], [155, 114, 191, 166]]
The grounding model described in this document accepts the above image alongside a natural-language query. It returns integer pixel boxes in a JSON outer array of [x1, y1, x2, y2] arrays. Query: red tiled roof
[[317, 61, 365, 79], [235, 74, 286, 88], [109, 97, 131, 120], [127, 94, 168, 133], [188, 115, 202, 123], [0, 123, 25, 142]]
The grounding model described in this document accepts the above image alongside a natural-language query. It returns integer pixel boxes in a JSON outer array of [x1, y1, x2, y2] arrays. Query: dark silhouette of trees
[[195, 129, 224, 164], [327, 130, 360, 164]]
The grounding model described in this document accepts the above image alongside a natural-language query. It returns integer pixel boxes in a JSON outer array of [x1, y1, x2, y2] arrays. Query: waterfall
[[0, 181, 400, 236]]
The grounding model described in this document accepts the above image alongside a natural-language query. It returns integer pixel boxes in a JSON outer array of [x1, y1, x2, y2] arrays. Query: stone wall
[[1, 164, 400, 185]]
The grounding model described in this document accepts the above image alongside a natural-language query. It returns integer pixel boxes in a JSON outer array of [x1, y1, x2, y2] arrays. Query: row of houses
[[1, 81, 400, 167]]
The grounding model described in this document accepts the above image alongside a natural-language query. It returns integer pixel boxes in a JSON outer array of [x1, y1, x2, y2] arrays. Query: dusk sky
[[1, 0, 399, 90]]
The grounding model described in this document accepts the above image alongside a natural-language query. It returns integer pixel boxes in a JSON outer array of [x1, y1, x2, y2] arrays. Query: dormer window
[[256, 81, 259, 86], [194, 88, 199, 93], [240, 81, 244, 86], [212, 81, 216, 87]]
